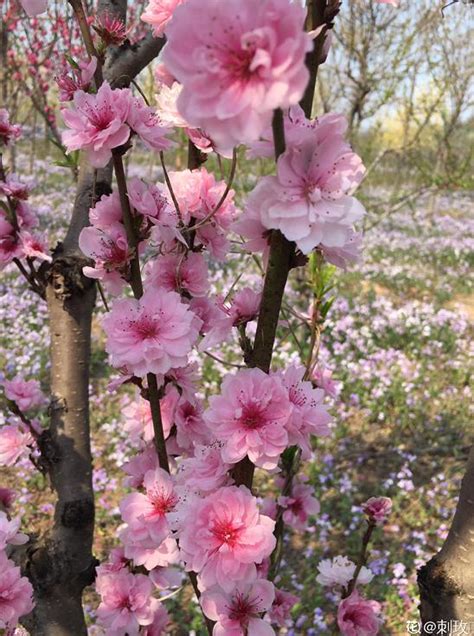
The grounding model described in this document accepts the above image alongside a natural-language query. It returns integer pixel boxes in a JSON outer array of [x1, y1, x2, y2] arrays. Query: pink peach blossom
[[79, 223, 130, 295], [176, 444, 230, 493], [19, 232, 52, 263], [179, 485, 276, 592], [62, 82, 131, 168], [375, 0, 398, 5], [362, 497, 392, 526], [162, 0, 311, 153], [226, 287, 262, 326], [56, 58, 97, 102], [89, 191, 123, 230], [204, 368, 291, 469], [320, 229, 363, 270], [120, 467, 177, 548], [277, 365, 331, 458], [201, 578, 275, 636], [278, 481, 320, 531], [122, 447, 159, 489], [126, 97, 173, 152], [0, 425, 33, 467], [102, 288, 199, 377], [337, 590, 382, 636], [2, 377, 44, 411], [155, 82, 188, 128], [96, 568, 160, 634], [243, 128, 366, 255], [174, 399, 211, 451], [145, 252, 209, 297], [248, 106, 348, 159], [166, 168, 236, 259], [0, 552, 34, 629], [141, 0, 185, 37], [233, 196, 272, 260], [190, 296, 233, 351], [0, 511, 28, 550], [122, 397, 155, 444], [268, 587, 299, 628], [0, 109, 21, 146], [142, 604, 170, 635], [0, 175, 30, 200], [121, 531, 179, 571]]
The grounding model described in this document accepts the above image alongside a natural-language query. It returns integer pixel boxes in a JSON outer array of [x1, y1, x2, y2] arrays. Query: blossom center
[[239, 401, 266, 429], [132, 315, 160, 340], [212, 519, 240, 546], [228, 592, 256, 624]]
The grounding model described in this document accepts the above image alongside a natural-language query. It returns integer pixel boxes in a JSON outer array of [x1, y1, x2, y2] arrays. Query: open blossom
[[0, 109, 21, 146], [0, 174, 30, 200], [89, 191, 123, 230], [126, 97, 173, 152], [277, 365, 331, 458], [248, 106, 348, 159], [3, 554, 32, 627], [166, 168, 236, 259], [176, 444, 230, 493], [278, 481, 320, 531], [190, 296, 233, 351], [19, 233, 52, 263], [320, 228, 363, 269], [96, 568, 160, 634], [142, 604, 170, 635], [173, 399, 211, 451], [145, 252, 209, 297], [0, 512, 28, 550], [2, 377, 44, 411], [102, 288, 199, 377], [122, 447, 159, 489], [120, 468, 177, 549], [62, 82, 131, 168], [179, 485, 276, 592], [0, 425, 34, 467], [337, 590, 382, 636], [56, 58, 97, 102], [204, 368, 291, 470], [162, 0, 311, 153], [225, 287, 262, 326], [243, 126, 366, 254], [362, 497, 392, 526], [0, 552, 34, 629], [141, 0, 185, 37], [122, 397, 155, 444], [155, 81, 188, 128], [201, 578, 275, 636], [79, 223, 130, 295], [268, 587, 299, 628], [316, 555, 373, 588]]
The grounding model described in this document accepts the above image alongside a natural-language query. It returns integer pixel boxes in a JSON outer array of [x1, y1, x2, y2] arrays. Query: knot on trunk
[[60, 498, 94, 529], [44, 245, 95, 302], [418, 556, 462, 622]]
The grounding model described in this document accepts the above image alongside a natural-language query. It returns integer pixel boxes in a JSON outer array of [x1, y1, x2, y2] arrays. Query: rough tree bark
[[418, 446, 474, 624], [14, 2, 165, 632]]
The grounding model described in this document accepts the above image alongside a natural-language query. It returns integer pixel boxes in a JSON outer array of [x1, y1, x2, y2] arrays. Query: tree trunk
[[21, 162, 108, 636], [418, 446, 474, 624]]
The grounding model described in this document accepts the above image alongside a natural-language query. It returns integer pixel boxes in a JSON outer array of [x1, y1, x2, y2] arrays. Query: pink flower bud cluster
[[0, 113, 51, 269], [0, 492, 34, 630]]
